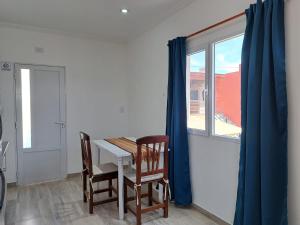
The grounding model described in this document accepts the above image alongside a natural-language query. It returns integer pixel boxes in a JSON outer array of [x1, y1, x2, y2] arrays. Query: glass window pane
[[21, 68, 32, 148], [213, 34, 243, 138], [187, 50, 206, 131]]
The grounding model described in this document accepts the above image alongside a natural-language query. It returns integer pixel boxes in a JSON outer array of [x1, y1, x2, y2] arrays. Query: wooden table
[[93, 138, 165, 220]]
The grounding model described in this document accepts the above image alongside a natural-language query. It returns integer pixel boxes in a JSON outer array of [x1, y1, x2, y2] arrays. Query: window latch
[[202, 89, 208, 101]]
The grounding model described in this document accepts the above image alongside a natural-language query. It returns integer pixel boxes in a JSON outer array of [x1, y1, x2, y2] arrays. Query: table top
[[93, 137, 134, 158], [93, 137, 169, 159]]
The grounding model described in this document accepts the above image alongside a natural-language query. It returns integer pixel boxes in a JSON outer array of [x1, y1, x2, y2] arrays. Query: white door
[[15, 64, 66, 185]]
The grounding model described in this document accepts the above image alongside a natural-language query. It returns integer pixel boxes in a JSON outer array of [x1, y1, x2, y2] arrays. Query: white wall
[[0, 25, 129, 183], [127, 0, 300, 224], [0, 0, 299, 224]]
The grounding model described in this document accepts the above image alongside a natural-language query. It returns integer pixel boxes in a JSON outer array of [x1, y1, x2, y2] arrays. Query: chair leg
[[148, 183, 153, 206], [163, 183, 168, 218], [136, 186, 142, 225], [83, 173, 87, 202], [124, 181, 128, 213], [89, 182, 94, 214], [109, 179, 113, 197]]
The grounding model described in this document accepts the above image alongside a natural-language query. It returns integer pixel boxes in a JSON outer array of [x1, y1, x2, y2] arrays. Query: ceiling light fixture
[[121, 8, 128, 15]]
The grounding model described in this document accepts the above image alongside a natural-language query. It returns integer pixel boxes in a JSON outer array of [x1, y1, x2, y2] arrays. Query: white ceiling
[[0, 0, 195, 43]]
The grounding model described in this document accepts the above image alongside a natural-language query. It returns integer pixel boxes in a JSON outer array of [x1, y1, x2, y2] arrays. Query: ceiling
[[0, 0, 195, 43]]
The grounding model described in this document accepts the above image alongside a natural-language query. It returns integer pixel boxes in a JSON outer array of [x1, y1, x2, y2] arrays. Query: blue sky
[[190, 34, 244, 74]]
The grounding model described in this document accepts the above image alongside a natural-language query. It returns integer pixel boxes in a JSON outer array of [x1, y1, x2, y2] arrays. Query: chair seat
[[124, 169, 163, 184], [93, 162, 118, 176]]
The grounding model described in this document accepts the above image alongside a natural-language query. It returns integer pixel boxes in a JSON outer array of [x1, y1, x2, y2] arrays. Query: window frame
[[211, 33, 244, 141], [186, 20, 245, 142], [186, 45, 210, 137]]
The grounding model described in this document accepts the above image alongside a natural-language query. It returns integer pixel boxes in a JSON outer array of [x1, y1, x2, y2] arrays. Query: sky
[[190, 34, 244, 74]]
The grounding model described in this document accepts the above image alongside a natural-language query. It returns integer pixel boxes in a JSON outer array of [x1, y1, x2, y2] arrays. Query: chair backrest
[[135, 135, 169, 184], [80, 132, 93, 177]]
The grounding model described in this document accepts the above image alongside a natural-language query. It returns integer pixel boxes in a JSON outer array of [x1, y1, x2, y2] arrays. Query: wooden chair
[[80, 132, 118, 214], [124, 135, 169, 225]]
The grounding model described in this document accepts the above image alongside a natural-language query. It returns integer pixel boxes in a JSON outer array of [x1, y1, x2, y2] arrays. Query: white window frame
[[186, 46, 209, 136], [186, 19, 245, 142]]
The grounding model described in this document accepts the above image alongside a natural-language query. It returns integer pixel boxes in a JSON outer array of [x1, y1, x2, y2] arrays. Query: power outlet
[[1, 62, 12, 71]]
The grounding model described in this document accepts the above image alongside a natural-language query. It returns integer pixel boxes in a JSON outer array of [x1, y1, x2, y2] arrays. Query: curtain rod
[[187, 12, 245, 39]]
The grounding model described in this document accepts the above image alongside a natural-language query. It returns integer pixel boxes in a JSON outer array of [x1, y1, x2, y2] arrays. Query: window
[[21, 68, 32, 148], [187, 50, 207, 132], [213, 35, 243, 138], [186, 30, 244, 140]]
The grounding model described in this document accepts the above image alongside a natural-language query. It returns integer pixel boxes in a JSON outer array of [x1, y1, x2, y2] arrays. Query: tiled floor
[[5, 176, 219, 225]]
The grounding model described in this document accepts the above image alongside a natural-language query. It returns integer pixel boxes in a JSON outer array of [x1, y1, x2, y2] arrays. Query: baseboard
[[192, 204, 230, 225], [7, 173, 81, 188], [7, 182, 17, 188], [67, 172, 81, 178]]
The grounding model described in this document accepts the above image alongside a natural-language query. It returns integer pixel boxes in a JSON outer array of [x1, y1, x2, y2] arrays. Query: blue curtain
[[166, 37, 192, 206], [234, 0, 288, 225]]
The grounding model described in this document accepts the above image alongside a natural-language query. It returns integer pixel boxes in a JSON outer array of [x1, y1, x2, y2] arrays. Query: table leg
[[158, 153, 164, 202], [97, 147, 101, 165], [117, 158, 124, 220], [158, 183, 163, 202], [128, 158, 133, 172], [97, 147, 101, 189]]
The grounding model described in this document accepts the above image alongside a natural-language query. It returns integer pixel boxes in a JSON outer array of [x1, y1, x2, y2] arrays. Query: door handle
[[54, 122, 65, 128]]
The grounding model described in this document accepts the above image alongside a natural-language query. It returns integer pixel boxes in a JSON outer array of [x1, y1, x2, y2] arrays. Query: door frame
[[14, 63, 67, 185]]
